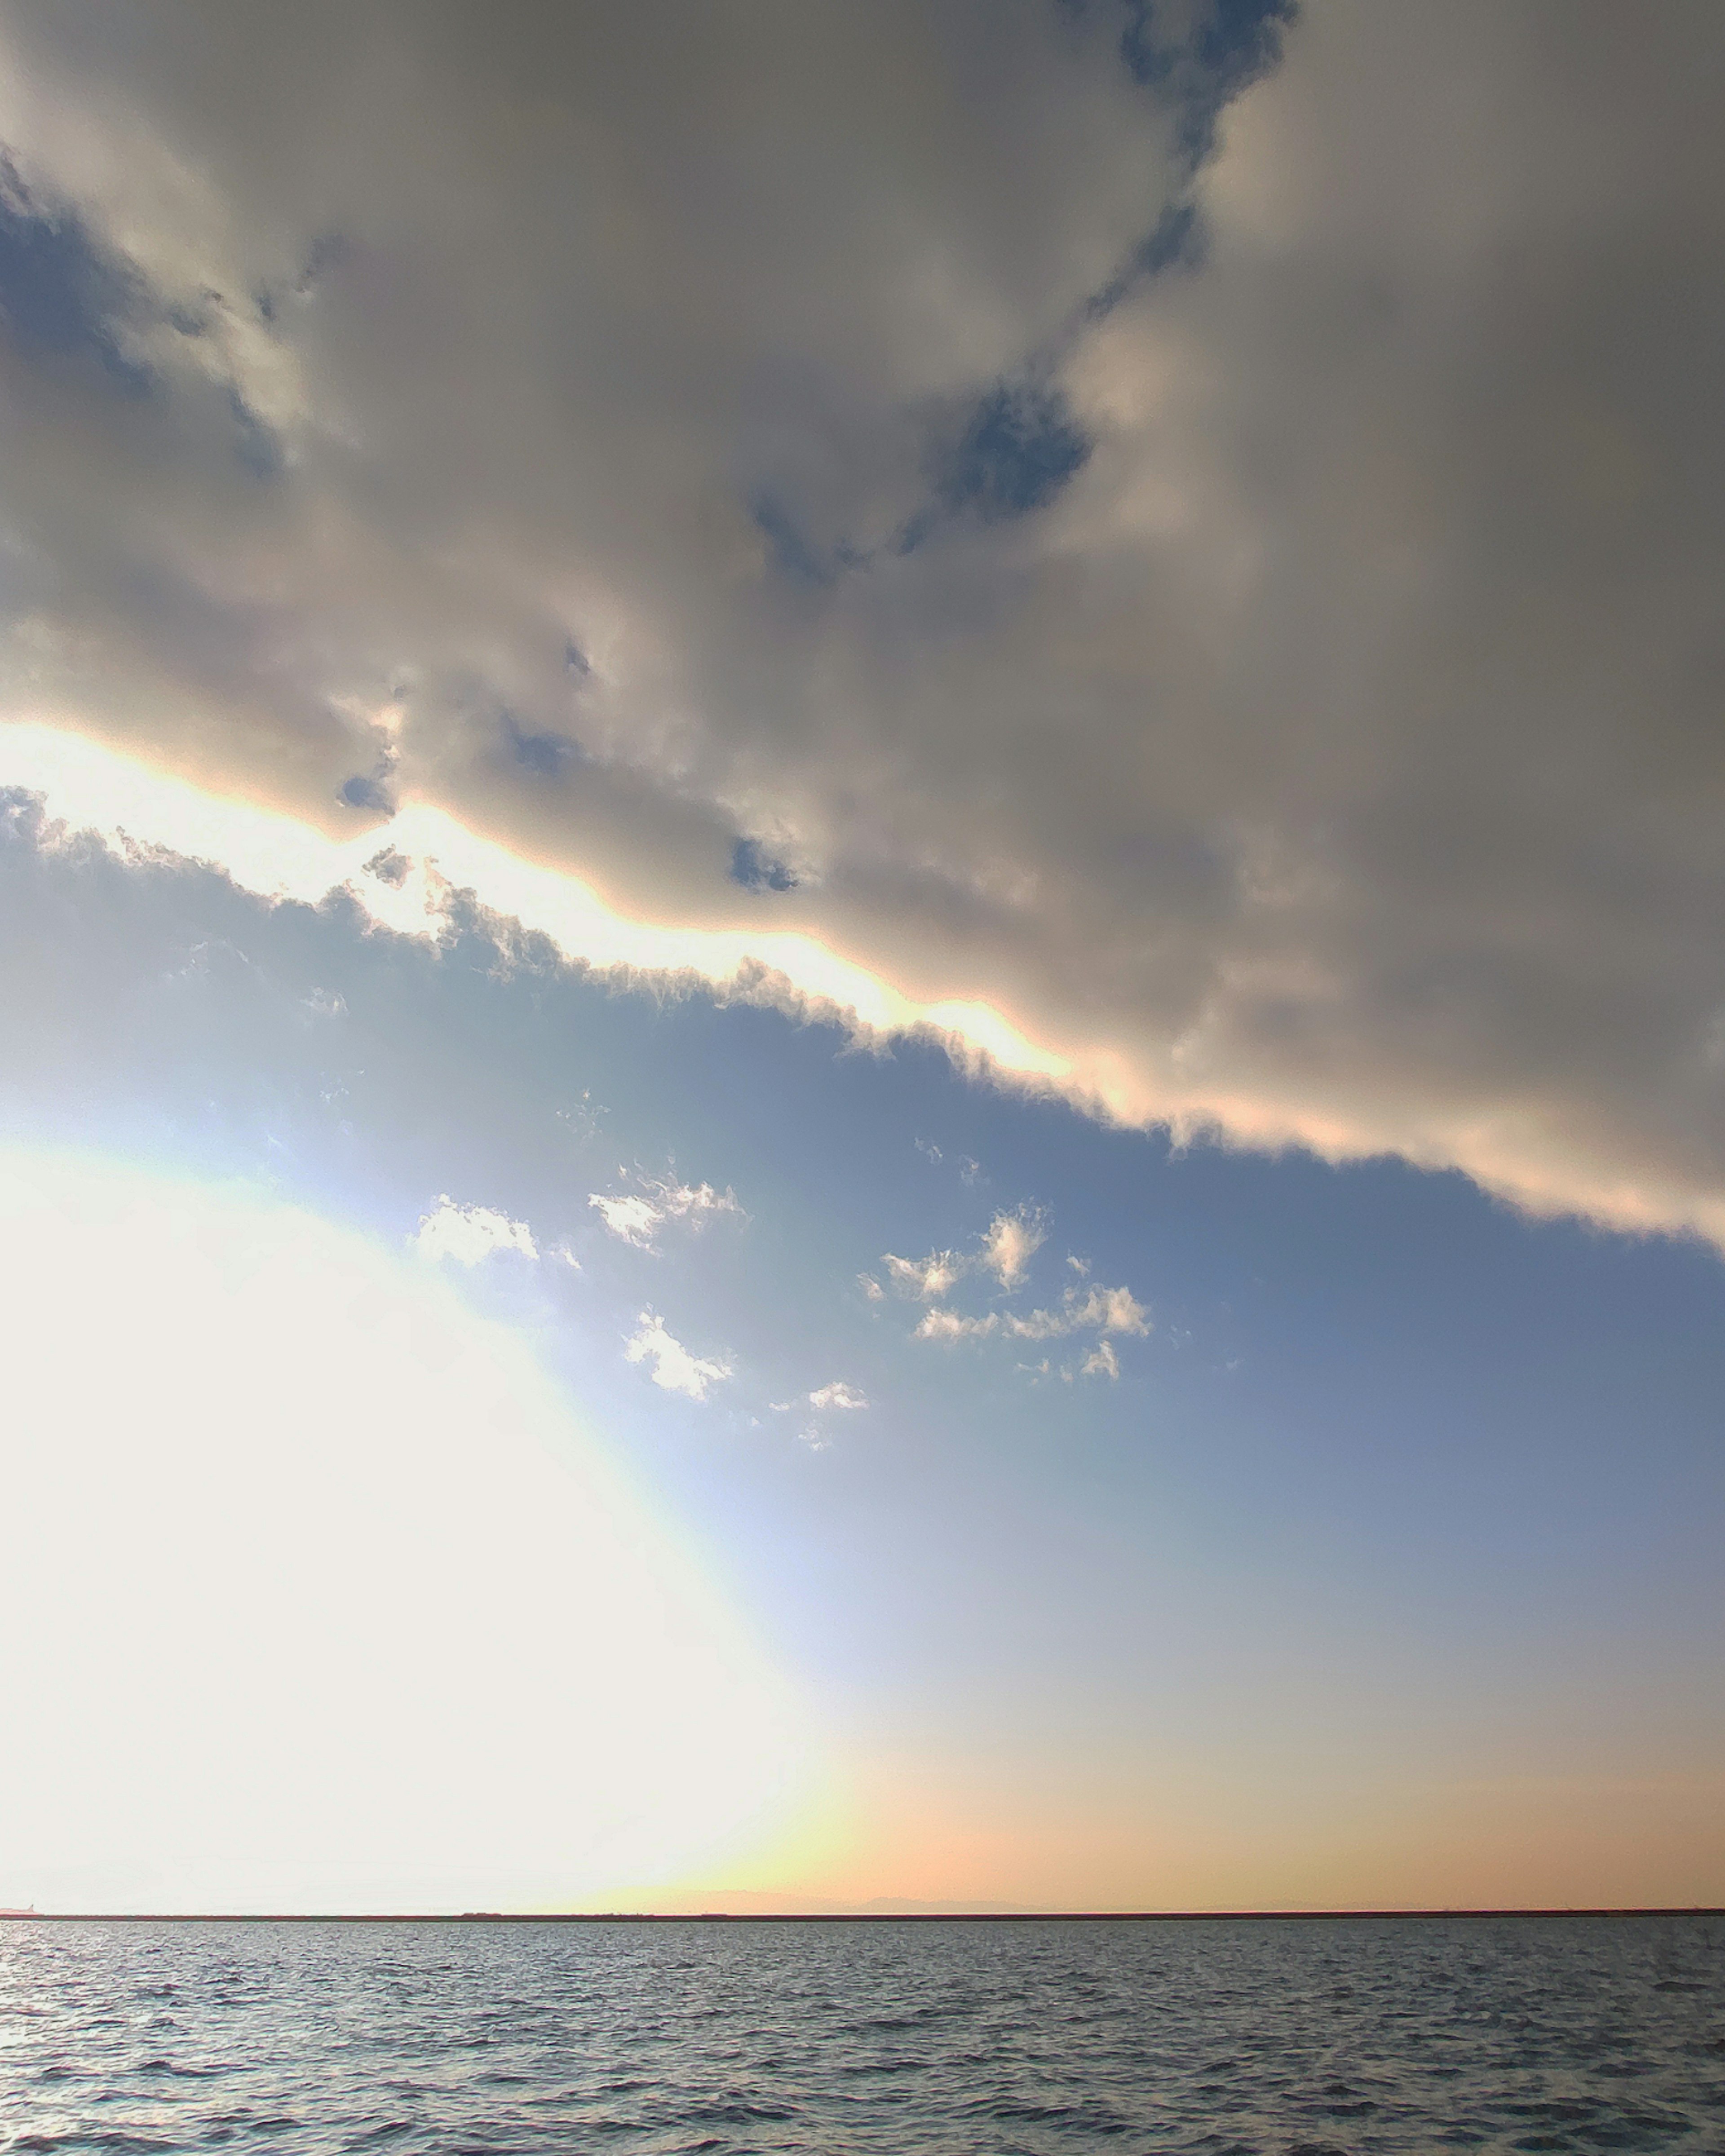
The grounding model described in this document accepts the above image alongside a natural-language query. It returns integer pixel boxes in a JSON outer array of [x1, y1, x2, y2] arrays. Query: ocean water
[[1, 1914, 1721, 2154]]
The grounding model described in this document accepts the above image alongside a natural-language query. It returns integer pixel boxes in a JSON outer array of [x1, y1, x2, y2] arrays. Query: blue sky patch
[[338, 773, 394, 814], [1115, 0, 1300, 159], [504, 712, 584, 778], [730, 837, 799, 892], [0, 153, 152, 393], [229, 388, 284, 479], [929, 382, 1091, 525], [750, 491, 835, 588]]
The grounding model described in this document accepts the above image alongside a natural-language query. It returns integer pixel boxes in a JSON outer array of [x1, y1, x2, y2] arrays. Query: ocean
[[1, 1913, 1720, 2153]]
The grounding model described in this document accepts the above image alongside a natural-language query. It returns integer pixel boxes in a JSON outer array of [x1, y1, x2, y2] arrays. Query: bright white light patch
[[0, 1151, 815, 1912]]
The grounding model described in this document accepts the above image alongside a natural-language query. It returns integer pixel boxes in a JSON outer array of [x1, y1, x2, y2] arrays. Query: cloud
[[979, 1206, 1046, 1288], [915, 1306, 998, 1343], [883, 1204, 1054, 1303], [1081, 1339, 1120, 1381], [623, 1309, 731, 1401], [1062, 1283, 1150, 1337], [6, 4, 1725, 1250], [655, 1180, 744, 1226], [914, 1279, 1148, 1351], [416, 1196, 537, 1266], [883, 1209, 1044, 1301], [882, 1250, 964, 1300], [589, 1175, 743, 1250], [589, 1193, 660, 1248], [796, 1376, 868, 1450], [807, 1381, 868, 1413]]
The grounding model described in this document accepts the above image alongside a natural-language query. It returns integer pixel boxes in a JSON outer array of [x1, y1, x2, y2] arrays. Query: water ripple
[[1, 1915, 1721, 2153]]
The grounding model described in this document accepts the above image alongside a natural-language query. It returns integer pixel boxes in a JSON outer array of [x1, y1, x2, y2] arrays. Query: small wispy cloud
[[589, 1174, 745, 1251], [1067, 1283, 1149, 1335], [879, 1197, 1146, 1376], [623, 1309, 731, 1400], [883, 1207, 1043, 1303], [882, 1249, 964, 1299], [808, 1380, 868, 1412], [916, 1281, 1148, 1357], [416, 1196, 537, 1265], [590, 1193, 661, 1246], [1002, 1284, 1149, 1340], [556, 1091, 607, 1141], [980, 1206, 1046, 1288], [913, 1137, 983, 1185], [916, 1306, 998, 1342], [773, 1377, 870, 1448]]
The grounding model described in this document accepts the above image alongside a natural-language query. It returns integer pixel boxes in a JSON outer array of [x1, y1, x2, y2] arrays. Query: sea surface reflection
[[1, 1913, 1721, 2152]]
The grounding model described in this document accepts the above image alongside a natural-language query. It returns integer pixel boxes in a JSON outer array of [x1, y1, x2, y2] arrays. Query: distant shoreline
[[3, 1908, 1718, 1924]]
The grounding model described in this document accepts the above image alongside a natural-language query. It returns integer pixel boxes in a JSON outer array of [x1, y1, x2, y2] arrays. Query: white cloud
[[416, 1196, 537, 1266], [1081, 1339, 1120, 1381], [1062, 1284, 1150, 1337], [589, 1193, 661, 1248], [882, 1250, 964, 1300], [657, 1180, 744, 1225], [884, 1208, 1046, 1302], [980, 1207, 1046, 1288], [915, 1306, 998, 1343], [915, 1279, 1147, 1352], [858, 1273, 885, 1302], [623, 1310, 731, 1401], [807, 1381, 868, 1412], [589, 1176, 744, 1251]]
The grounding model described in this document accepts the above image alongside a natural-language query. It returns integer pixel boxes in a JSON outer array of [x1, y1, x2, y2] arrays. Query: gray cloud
[[4, 2, 1725, 1243]]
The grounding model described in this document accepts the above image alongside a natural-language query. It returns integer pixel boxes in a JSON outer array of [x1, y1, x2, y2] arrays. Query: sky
[[0, 0, 1721, 1914]]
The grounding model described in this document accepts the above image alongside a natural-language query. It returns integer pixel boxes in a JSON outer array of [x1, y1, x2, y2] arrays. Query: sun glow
[[0, 1148, 824, 1913]]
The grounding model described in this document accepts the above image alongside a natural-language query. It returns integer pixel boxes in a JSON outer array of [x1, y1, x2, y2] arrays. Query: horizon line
[[3, 1907, 1720, 1925]]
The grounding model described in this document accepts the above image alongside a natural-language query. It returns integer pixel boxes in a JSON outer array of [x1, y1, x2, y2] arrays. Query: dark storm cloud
[[4, 0, 1725, 1244]]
